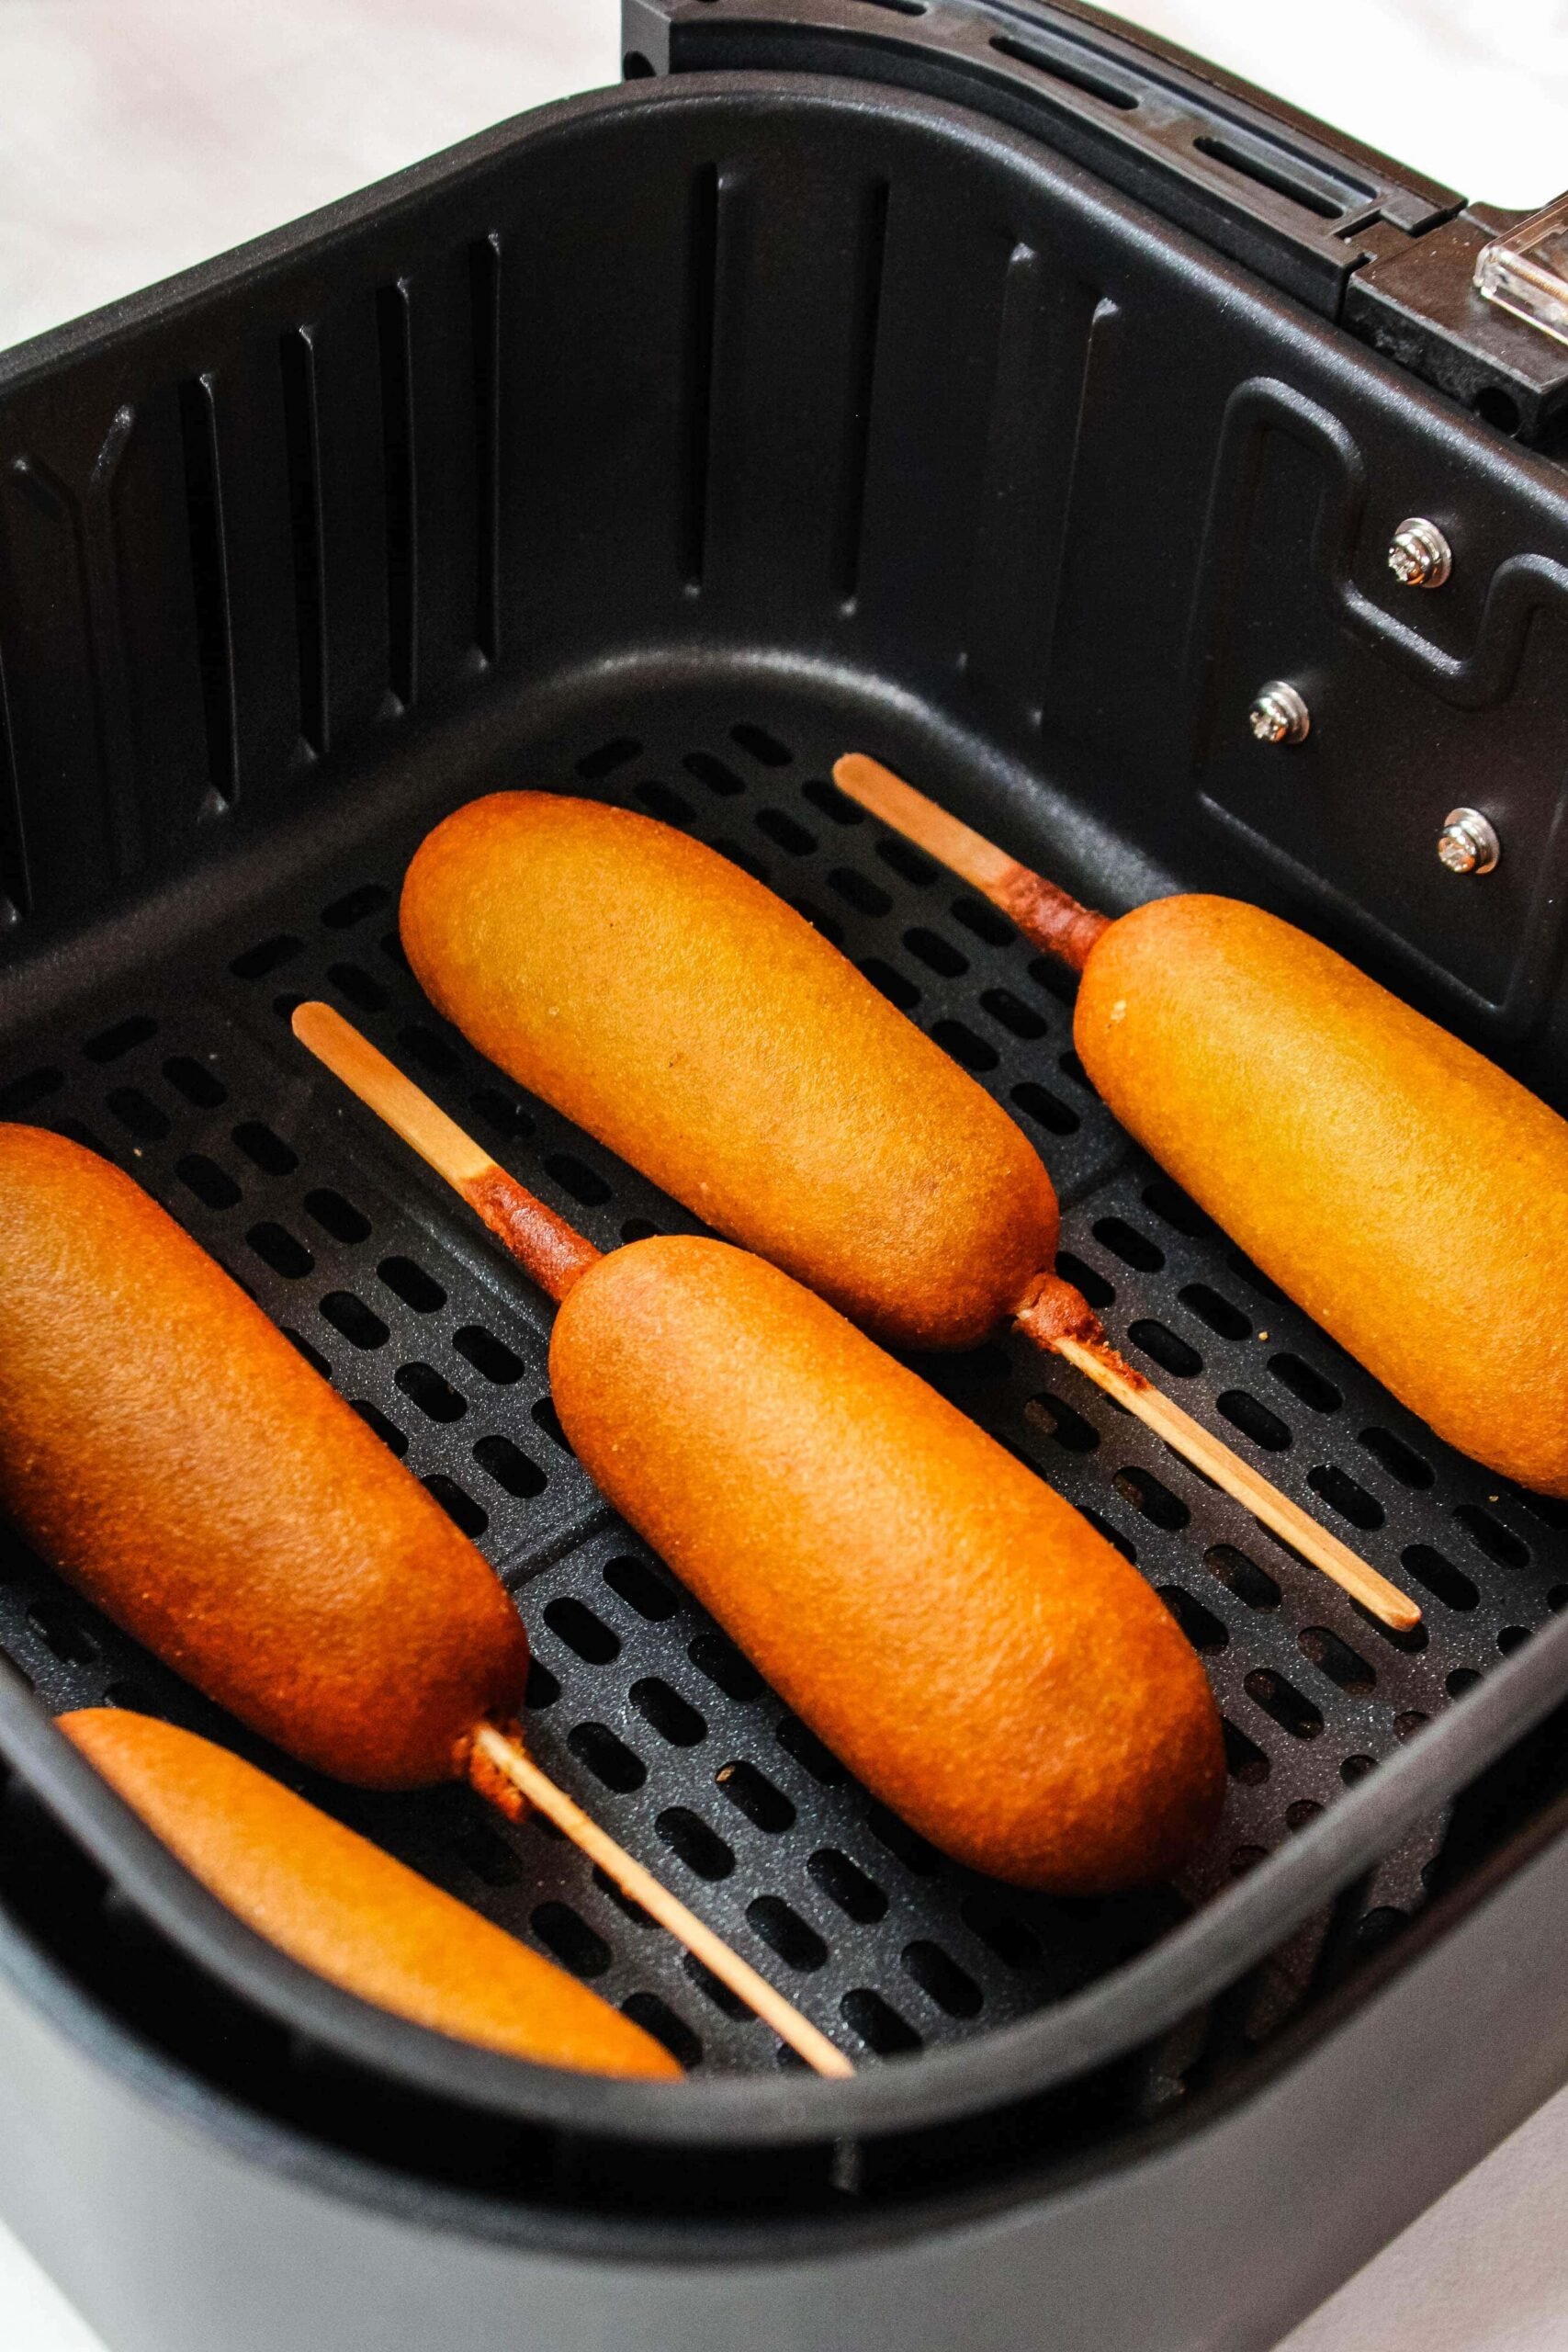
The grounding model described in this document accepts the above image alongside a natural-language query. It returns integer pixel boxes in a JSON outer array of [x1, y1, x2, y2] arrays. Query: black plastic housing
[[2, 12, 1568, 2350]]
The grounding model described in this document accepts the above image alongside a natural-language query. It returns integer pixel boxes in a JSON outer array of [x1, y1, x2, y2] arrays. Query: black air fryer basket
[[5, 7, 1568, 2349]]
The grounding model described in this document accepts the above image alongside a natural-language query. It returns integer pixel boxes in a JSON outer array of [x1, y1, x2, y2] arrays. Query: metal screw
[[1247, 681, 1311, 746], [1437, 808, 1500, 876], [1388, 518, 1452, 589]]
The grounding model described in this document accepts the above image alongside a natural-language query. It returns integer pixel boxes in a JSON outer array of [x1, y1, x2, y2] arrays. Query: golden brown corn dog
[[1076, 898, 1568, 1496], [548, 1237, 1224, 1893], [828, 754, 1568, 1499], [61, 1710, 679, 2079], [401, 793, 1054, 1350], [0, 1124, 529, 1788]]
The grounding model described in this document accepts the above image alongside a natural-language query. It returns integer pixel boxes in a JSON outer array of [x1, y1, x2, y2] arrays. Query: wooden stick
[[833, 770, 1422, 1634], [294, 1004, 854, 2073], [832, 753, 1110, 972], [1051, 1332, 1419, 1633], [292, 1001, 602, 1301], [472, 1724, 853, 2077]]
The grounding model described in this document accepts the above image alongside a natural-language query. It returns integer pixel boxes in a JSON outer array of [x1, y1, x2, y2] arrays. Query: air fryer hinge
[[624, 0, 1568, 448], [1341, 196, 1568, 447], [622, 0, 1461, 316]]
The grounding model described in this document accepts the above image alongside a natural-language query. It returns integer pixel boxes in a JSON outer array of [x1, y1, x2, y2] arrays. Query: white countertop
[[2, 4, 1566, 2346]]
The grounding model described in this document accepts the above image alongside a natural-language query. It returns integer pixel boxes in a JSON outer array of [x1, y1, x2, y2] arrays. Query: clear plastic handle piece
[[1475, 192, 1568, 349]]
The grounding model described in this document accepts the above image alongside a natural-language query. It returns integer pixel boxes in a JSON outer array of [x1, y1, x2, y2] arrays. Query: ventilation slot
[[809, 1848, 888, 1924], [278, 326, 327, 755], [1092, 1216, 1164, 1271], [690, 1631, 762, 1701], [1307, 1464, 1383, 1531], [231, 935, 302, 982], [323, 1289, 389, 1350], [106, 1088, 168, 1141], [631, 1677, 706, 1747], [531, 1902, 610, 1978], [0, 1066, 62, 1116], [716, 1759, 795, 1833], [1245, 1669, 1324, 1739], [622, 1993, 701, 2069], [681, 164, 720, 587], [1056, 1250, 1113, 1308], [1454, 1505, 1529, 1570], [472, 1433, 546, 1499], [1298, 1626, 1375, 1693], [376, 281, 417, 707], [1217, 1391, 1291, 1452], [656, 1806, 734, 1881], [231, 1119, 298, 1175], [749, 1897, 827, 1972], [1359, 1426, 1434, 1490], [543, 1597, 620, 1666], [452, 1325, 524, 1385], [1402, 1543, 1479, 1613], [731, 723, 792, 768], [962, 1893, 1042, 1970], [776, 1713, 846, 1784], [637, 780, 695, 826], [1011, 1080, 1079, 1136], [286, 1329, 332, 1379], [991, 32, 1140, 110], [1269, 1354, 1342, 1414], [1207, 1544, 1280, 1610], [1180, 1282, 1251, 1340], [177, 373, 238, 808], [840, 1986, 920, 2055], [1191, 133, 1356, 221], [162, 1056, 225, 1108], [176, 1153, 241, 1211], [423, 1473, 486, 1537], [982, 987, 1047, 1039], [1157, 1585, 1228, 1651], [567, 1722, 646, 1794], [902, 1939, 982, 2018], [394, 1363, 466, 1423], [85, 1014, 157, 1063], [577, 737, 640, 781], [470, 232, 502, 662], [604, 1557, 679, 1622], [1129, 1319, 1201, 1378], [246, 1222, 312, 1279], [321, 881, 389, 929], [303, 1187, 369, 1245]]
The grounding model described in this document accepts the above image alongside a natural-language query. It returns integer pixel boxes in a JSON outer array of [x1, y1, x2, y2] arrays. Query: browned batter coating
[[0, 1127, 529, 1785], [550, 1238, 1224, 1894], [401, 793, 1056, 1350], [61, 1710, 679, 2079], [1076, 898, 1568, 1495]]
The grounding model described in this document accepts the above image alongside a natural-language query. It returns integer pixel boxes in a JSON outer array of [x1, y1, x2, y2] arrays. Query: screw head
[[1437, 808, 1500, 876], [1389, 518, 1452, 589], [1247, 681, 1311, 745]]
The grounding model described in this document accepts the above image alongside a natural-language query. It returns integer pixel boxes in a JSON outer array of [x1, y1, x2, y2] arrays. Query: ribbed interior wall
[[3, 81, 1568, 1064]]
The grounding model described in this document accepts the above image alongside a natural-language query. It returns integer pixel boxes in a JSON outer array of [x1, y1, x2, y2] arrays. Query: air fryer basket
[[4, 12, 1568, 2350]]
